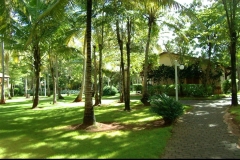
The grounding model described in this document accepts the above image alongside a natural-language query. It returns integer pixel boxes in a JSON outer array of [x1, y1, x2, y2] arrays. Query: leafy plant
[[222, 79, 231, 94], [150, 94, 184, 125], [133, 84, 142, 91], [103, 86, 118, 96], [181, 84, 213, 97]]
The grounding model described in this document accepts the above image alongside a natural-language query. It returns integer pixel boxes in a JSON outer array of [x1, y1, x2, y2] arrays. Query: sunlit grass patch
[[229, 105, 240, 123]]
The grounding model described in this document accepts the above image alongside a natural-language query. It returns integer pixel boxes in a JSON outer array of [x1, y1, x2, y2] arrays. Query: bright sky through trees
[[157, 0, 193, 51], [158, 0, 212, 53], [175, 0, 193, 5]]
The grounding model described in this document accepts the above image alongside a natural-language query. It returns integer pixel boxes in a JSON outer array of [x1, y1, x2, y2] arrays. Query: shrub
[[148, 84, 175, 96], [133, 84, 142, 91], [14, 88, 20, 95], [103, 86, 118, 96], [148, 85, 164, 96], [14, 85, 24, 96], [222, 79, 231, 94], [150, 94, 184, 125], [164, 84, 175, 96], [181, 84, 213, 97]]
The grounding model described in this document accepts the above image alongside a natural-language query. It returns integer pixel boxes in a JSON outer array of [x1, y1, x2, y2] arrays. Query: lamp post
[[175, 60, 184, 101]]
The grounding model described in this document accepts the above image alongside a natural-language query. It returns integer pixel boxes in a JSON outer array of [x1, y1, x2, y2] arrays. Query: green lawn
[[1, 93, 236, 158], [228, 105, 240, 124], [0, 94, 176, 158]]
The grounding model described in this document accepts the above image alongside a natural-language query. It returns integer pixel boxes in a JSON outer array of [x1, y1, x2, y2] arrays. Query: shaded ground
[[68, 118, 166, 132], [67, 107, 240, 138]]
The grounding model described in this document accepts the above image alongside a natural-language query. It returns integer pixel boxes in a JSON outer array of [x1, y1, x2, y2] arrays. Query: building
[[158, 52, 224, 94]]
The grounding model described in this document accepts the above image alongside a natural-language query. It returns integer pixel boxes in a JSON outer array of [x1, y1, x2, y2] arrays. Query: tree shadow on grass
[[67, 118, 171, 132]]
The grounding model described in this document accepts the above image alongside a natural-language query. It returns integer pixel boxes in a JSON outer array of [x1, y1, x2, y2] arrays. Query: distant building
[[158, 52, 224, 94]]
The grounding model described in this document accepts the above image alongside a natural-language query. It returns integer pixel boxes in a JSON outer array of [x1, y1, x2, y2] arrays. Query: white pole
[[175, 60, 178, 101]]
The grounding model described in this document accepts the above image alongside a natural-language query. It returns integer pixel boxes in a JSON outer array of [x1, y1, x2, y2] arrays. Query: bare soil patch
[[68, 119, 166, 132], [67, 110, 240, 134]]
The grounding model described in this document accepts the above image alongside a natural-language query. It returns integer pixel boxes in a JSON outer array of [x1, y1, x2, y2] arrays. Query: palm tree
[[11, 0, 70, 108], [139, 0, 182, 105]]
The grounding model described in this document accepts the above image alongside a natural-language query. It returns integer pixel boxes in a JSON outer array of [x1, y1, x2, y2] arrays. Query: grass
[[0, 94, 175, 159], [228, 105, 240, 124], [2, 93, 235, 158]]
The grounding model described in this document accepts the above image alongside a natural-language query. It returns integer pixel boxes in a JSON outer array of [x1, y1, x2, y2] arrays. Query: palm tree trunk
[[93, 45, 99, 106], [97, 18, 104, 105], [0, 41, 5, 104], [83, 0, 95, 126], [230, 31, 238, 106], [50, 57, 57, 104], [57, 58, 64, 100], [5, 50, 11, 99], [98, 44, 103, 105], [32, 43, 41, 109], [47, 71, 50, 97], [124, 18, 131, 111], [141, 20, 152, 106], [116, 19, 125, 103], [49, 54, 57, 104]]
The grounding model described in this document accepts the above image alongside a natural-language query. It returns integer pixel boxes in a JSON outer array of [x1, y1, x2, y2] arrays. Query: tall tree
[[96, 10, 105, 106], [115, 18, 125, 103], [221, 0, 240, 106], [83, 0, 95, 126], [124, 17, 132, 111]]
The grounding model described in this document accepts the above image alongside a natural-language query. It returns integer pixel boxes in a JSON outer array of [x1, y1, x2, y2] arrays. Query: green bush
[[148, 84, 175, 96], [133, 84, 142, 91], [222, 79, 231, 94], [150, 94, 184, 125], [148, 85, 164, 96], [181, 84, 213, 97], [14, 87, 24, 96], [164, 84, 175, 96], [103, 86, 118, 96], [14, 88, 20, 95]]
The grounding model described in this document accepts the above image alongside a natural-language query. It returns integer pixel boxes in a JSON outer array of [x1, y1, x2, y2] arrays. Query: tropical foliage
[[0, 0, 239, 126], [150, 93, 184, 125]]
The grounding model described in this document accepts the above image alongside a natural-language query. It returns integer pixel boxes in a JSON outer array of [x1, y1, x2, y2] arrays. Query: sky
[[175, 0, 193, 5], [175, 0, 212, 6], [158, 0, 212, 53]]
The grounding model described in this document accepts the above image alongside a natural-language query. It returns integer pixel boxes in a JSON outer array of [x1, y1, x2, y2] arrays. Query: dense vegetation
[[0, 0, 239, 140]]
